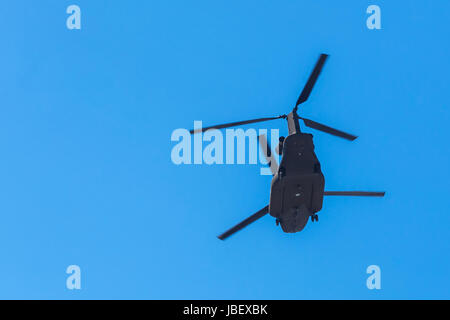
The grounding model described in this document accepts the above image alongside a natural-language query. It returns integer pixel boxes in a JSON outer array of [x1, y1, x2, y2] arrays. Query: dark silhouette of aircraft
[[190, 54, 385, 240]]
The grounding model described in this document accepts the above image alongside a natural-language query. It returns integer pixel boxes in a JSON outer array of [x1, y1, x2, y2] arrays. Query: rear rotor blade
[[301, 117, 358, 141], [324, 191, 385, 197], [217, 206, 269, 240], [190, 116, 285, 134], [295, 53, 329, 108], [258, 134, 279, 176]]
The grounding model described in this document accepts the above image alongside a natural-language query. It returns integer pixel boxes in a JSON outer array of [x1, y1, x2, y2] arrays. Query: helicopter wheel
[[276, 219, 280, 226]]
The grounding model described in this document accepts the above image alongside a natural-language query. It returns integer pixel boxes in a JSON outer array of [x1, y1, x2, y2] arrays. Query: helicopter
[[190, 53, 385, 240]]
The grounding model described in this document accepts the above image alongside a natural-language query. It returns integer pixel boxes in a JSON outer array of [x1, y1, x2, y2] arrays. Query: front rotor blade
[[295, 53, 329, 107], [217, 206, 269, 240], [324, 191, 385, 197], [301, 117, 358, 141], [258, 134, 279, 176], [190, 116, 285, 134]]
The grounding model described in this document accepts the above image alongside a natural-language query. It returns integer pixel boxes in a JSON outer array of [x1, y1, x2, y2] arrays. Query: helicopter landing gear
[[311, 214, 319, 222], [276, 219, 280, 226]]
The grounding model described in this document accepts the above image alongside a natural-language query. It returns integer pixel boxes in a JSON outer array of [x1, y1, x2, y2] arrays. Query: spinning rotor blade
[[301, 117, 358, 141], [324, 191, 385, 197], [295, 53, 329, 108], [190, 116, 285, 134], [217, 206, 269, 240], [258, 134, 279, 176]]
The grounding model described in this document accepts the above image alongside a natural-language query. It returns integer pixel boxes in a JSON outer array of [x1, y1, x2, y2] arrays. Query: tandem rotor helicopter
[[190, 54, 385, 240]]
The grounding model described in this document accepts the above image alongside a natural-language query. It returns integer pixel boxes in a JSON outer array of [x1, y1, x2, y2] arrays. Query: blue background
[[0, 1, 449, 299]]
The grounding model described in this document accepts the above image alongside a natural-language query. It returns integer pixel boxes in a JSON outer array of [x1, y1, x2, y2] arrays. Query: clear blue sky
[[0, 1, 449, 299]]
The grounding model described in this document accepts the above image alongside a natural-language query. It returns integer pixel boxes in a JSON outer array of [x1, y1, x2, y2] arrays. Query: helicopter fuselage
[[269, 132, 324, 233]]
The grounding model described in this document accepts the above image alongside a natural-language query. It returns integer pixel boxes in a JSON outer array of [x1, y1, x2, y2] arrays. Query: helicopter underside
[[269, 173, 325, 233], [202, 53, 385, 241]]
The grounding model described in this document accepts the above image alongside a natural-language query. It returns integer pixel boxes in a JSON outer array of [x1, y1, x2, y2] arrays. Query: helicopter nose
[[280, 206, 310, 233]]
